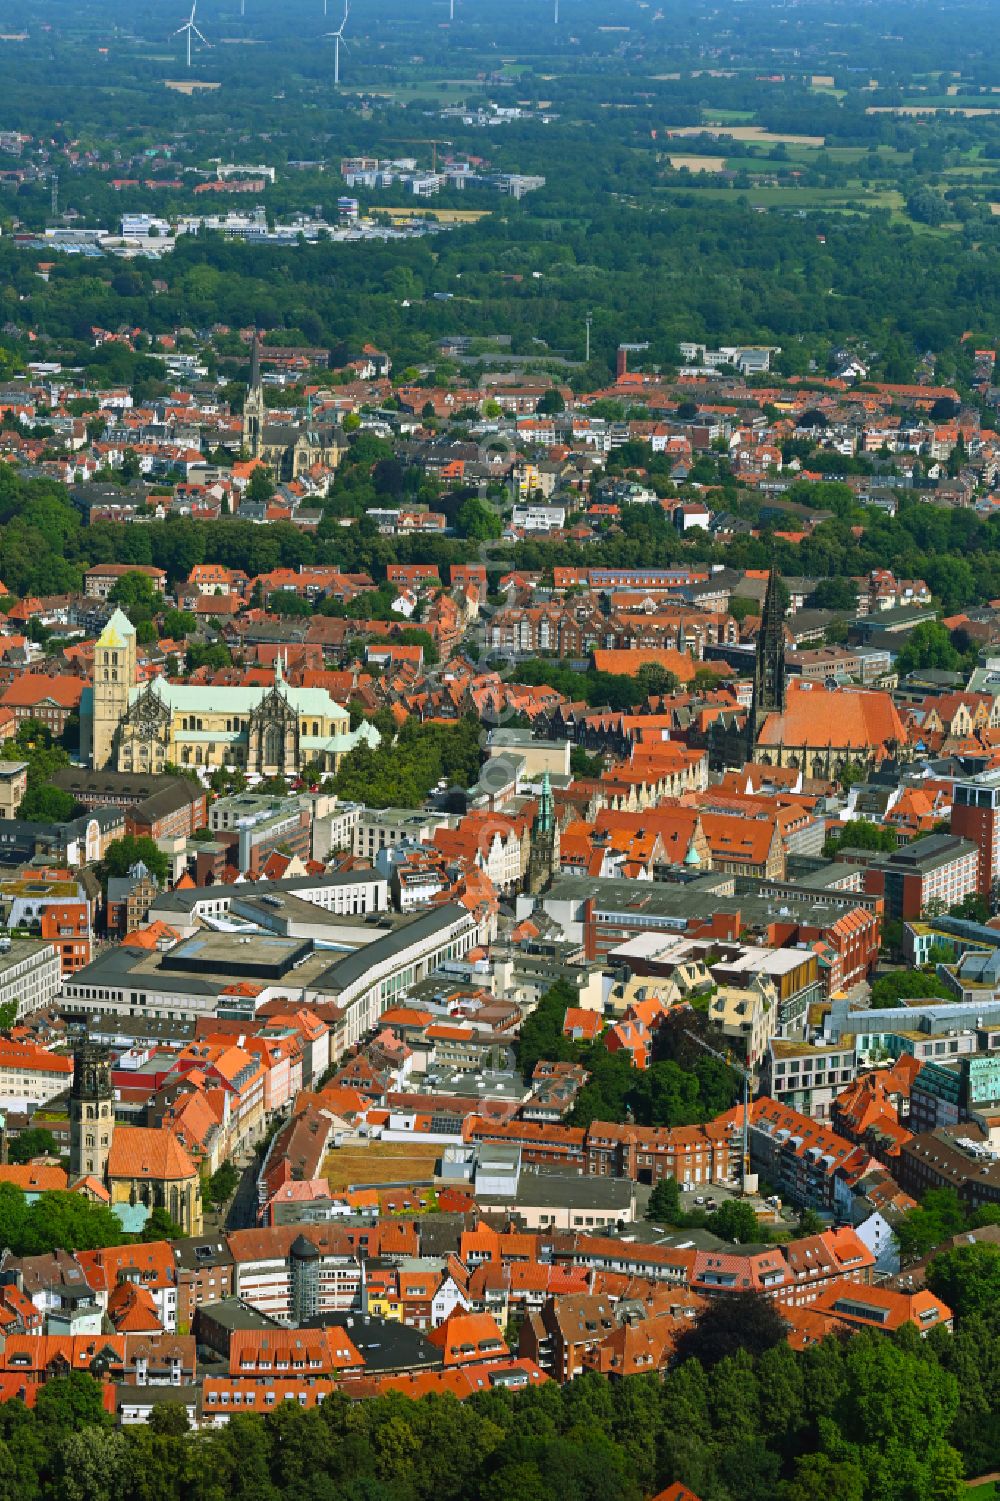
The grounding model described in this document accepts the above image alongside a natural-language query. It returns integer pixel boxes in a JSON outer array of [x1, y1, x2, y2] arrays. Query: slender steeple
[[243, 329, 265, 459], [526, 772, 558, 894], [749, 567, 786, 752], [535, 771, 554, 833]]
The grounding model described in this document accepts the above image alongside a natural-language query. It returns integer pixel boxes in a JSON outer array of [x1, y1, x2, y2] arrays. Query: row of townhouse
[[456, 1220, 877, 1307], [5, 1223, 424, 1338], [463, 1115, 743, 1187], [484, 602, 739, 660]]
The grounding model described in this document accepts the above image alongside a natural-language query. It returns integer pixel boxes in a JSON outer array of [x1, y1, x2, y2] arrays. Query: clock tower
[[69, 1043, 114, 1183]]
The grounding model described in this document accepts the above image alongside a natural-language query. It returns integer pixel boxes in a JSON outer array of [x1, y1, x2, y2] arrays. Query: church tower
[[748, 568, 787, 756], [242, 332, 265, 460], [526, 772, 560, 895], [69, 1043, 114, 1183], [91, 607, 136, 770]]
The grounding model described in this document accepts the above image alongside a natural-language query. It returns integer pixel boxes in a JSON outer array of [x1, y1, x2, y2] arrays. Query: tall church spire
[[243, 329, 265, 459], [748, 567, 786, 753], [526, 772, 558, 894]]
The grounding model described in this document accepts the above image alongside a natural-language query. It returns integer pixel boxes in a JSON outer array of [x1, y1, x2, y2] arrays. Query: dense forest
[[8, 205, 1000, 379]]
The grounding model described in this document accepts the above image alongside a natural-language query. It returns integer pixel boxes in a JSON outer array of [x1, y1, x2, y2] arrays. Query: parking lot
[[678, 1180, 742, 1212], [677, 1179, 796, 1227]]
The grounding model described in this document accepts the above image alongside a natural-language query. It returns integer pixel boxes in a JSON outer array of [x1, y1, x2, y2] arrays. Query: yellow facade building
[[83, 609, 378, 775]]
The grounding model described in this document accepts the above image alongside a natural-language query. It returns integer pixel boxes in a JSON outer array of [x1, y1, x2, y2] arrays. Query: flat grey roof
[[171, 1237, 236, 1273], [478, 1172, 633, 1212], [358, 807, 443, 825], [154, 868, 384, 914], [63, 934, 346, 998], [313, 903, 469, 993], [197, 1298, 276, 1331], [544, 872, 878, 928], [0, 939, 58, 972]]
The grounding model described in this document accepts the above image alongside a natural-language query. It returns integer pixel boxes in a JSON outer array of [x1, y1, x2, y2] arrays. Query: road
[[223, 1155, 260, 1232]]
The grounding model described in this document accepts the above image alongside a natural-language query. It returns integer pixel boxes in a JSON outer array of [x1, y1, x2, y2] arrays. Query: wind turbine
[[174, 1, 210, 68], [326, 2, 349, 87]]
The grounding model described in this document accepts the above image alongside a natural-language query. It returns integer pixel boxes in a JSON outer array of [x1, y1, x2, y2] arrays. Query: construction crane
[[385, 138, 453, 173], [684, 1029, 753, 1195]]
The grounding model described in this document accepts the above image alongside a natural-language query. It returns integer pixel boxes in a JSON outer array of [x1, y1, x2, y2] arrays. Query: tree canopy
[[101, 834, 170, 888]]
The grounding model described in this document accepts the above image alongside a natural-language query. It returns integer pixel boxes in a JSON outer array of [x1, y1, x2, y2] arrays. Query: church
[[70, 1044, 202, 1235], [747, 570, 909, 779], [81, 608, 378, 776], [242, 335, 346, 482]]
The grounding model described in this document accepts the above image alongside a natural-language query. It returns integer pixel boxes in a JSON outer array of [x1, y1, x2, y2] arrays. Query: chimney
[[616, 346, 628, 381]]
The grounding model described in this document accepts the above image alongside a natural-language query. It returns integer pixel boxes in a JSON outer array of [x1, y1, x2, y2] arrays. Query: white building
[[0, 941, 62, 1020], [0, 1040, 73, 1111], [511, 503, 566, 533]]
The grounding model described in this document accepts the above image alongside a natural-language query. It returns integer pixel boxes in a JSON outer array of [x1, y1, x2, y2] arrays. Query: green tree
[[56, 1427, 130, 1501], [895, 1188, 967, 1262], [247, 465, 275, 503], [141, 1206, 183, 1242], [456, 497, 502, 541], [706, 1199, 762, 1244], [785, 1453, 866, 1501], [516, 980, 580, 1078], [895, 621, 962, 677], [869, 969, 951, 1009], [823, 819, 898, 858], [675, 1291, 788, 1369], [7, 1127, 59, 1164], [925, 1243, 1000, 1320], [16, 783, 77, 822], [185, 641, 232, 673], [646, 1175, 683, 1224], [108, 570, 161, 620], [807, 576, 859, 611], [11, 720, 70, 815], [100, 835, 169, 887], [570, 745, 604, 778], [145, 1402, 191, 1437], [205, 1160, 241, 1208], [160, 608, 197, 638], [33, 1373, 111, 1436]]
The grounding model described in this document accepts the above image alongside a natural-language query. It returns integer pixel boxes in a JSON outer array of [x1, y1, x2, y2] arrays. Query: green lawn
[[702, 108, 755, 122], [901, 94, 1000, 108], [966, 1483, 998, 1498], [377, 77, 483, 103], [658, 184, 899, 209]]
